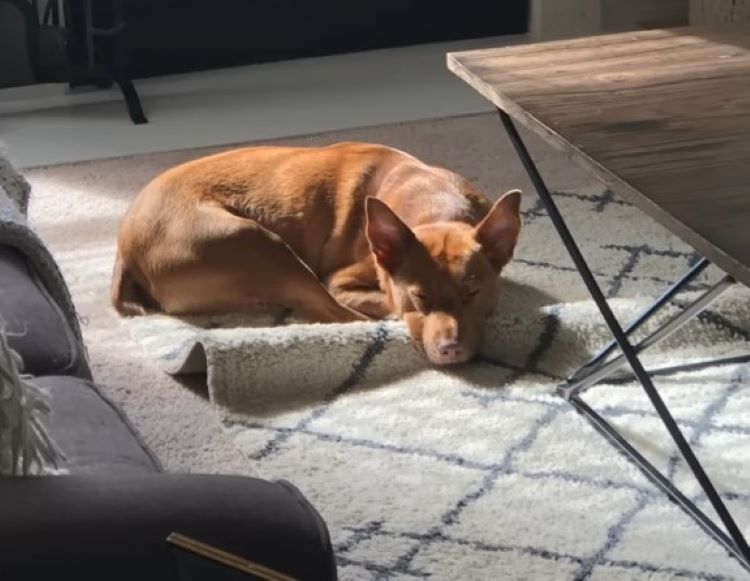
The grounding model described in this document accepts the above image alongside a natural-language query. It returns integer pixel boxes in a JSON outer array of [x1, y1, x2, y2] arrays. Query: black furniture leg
[[571, 257, 710, 384], [116, 78, 147, 124], [497, 108, 750, 571], [569, 394, 748, 564], [110, 0, 147, 124], [608, 353, 750, 383], [77, 0, 148, 124], [561, 274, 735, 398]]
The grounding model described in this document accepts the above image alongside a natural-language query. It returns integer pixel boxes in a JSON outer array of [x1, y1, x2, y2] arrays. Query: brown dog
[[112, 142, 521, 365]]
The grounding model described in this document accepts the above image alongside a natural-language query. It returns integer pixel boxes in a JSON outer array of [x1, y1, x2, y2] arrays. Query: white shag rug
[[27, 114, 750, 580]]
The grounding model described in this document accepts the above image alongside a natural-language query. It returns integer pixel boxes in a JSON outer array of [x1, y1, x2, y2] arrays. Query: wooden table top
[[448, 24, 750, 287]]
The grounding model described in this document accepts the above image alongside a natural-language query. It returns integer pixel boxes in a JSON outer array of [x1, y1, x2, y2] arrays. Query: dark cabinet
[[108, 0, 529, 79]]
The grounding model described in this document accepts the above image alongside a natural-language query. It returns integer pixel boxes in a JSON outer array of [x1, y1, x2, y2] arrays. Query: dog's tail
[[111, 254, 158, 316]]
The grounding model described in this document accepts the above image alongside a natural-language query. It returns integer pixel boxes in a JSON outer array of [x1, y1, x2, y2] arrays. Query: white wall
[[529, 0, 601, 40], [690, 0, 750, 24], [530, 0, 688, 41]]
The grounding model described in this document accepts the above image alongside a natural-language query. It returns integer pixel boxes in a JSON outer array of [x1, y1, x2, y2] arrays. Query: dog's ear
[[474, 189, 522, 271], [366, 197, 415, 272]]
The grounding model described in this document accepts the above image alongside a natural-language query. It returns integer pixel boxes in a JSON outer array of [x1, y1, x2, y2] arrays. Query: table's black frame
[[497, 109, 750, 572]]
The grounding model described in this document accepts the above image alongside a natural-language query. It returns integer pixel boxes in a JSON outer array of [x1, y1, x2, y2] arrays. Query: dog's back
[[113, 143, 406, 315]]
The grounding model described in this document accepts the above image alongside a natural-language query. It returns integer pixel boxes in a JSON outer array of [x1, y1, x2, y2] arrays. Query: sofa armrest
[[37, 375, 162, 474], [0, 245, 91, 378], [0, 474, 337, 581]]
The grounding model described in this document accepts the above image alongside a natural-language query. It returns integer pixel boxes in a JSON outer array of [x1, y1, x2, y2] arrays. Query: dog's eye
[[465, 288, 480, 301]]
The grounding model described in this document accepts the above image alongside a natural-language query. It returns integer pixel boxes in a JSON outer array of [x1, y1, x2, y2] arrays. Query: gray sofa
[[0, 241, 337, 577]]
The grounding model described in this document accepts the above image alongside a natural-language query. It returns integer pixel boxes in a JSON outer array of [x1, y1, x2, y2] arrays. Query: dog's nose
[[438, 339, 463, 358]]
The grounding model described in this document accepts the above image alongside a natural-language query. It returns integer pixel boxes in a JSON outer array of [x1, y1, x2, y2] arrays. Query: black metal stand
[[62, 0, 147, 124], [497, 109, 750, 572], [84, 0, 147, 124], [116, 77, 147, 124]]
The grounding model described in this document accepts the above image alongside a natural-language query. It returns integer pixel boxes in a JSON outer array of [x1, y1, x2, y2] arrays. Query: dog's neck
[[368, 153, 488, 229]]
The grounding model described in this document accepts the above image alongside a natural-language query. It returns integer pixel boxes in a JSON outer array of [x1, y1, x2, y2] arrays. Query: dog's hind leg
[[154, 205, 367, 323]]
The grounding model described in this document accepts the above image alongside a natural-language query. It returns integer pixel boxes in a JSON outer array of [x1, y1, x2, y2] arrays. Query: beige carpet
[[25, 114, 750, 580]]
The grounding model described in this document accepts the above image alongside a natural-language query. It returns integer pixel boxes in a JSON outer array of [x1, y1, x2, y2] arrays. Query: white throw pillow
[[0, 327, 65, 475]]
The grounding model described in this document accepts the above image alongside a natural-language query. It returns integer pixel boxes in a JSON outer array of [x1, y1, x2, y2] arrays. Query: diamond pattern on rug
[[409, 540, 582, 580], [345, 535, 423, 572], [608, 503, 748, 578], [27, 112, 750, 579], [510, 409, 653, 489], [219, 185, 750, 579], [245, 432, 487, 534], [225, 185, 750, 580], [58, 166, 750, 577], [307, 371, 550, 465], [446, 472, 643, 557]]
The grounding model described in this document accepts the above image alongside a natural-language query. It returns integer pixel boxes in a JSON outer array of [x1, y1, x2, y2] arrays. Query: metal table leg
[[607, 354, 750, 384], [561, 274, 735, 399], [497, 108, 750, 571], [570, 257, 710, 384]]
